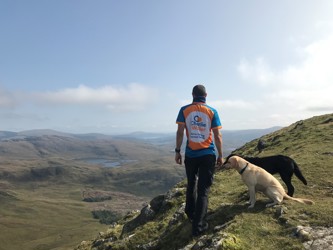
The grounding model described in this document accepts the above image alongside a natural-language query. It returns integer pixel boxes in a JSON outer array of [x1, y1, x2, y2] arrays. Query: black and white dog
[[224, 154, 308, 197]]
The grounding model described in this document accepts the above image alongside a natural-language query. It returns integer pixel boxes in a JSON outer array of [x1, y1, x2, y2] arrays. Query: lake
[[84, 158, 137, 168]]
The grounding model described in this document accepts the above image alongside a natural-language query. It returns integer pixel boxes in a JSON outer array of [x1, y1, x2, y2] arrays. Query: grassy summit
[[75, 113, 333, 250]]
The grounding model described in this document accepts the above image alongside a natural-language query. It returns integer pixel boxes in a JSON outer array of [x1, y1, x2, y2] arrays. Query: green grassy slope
[[0, 177, 150, 250], [75, 113, 333, 250], [0, 183, 105, 250]]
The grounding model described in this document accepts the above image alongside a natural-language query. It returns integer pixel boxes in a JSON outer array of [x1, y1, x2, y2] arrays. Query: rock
[[149, 194, 165, 212], [121, 204, 156, 237], [275, 206, 284, 217], [168, 202, 186, 226], [295, 226, 333, 249], [257, 139, 266, 153]]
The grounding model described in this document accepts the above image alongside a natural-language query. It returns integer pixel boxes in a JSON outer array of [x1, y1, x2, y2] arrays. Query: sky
[[1, 0, 332, 135]]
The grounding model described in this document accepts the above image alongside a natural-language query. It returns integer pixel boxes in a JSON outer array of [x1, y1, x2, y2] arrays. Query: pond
[[84, 159, 138, 168]]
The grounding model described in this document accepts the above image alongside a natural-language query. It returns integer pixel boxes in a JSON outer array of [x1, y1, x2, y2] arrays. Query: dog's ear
[[229, 156, 238, 167], [224, 154, 236, 164], [221, 156, 236, 170]]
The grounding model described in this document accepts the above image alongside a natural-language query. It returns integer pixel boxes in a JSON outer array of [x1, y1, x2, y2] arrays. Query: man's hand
[[216, 156, 223, 166], [175, 124, 185, 165], [215, 156, 223, 170], [175, 153, 182, 165]]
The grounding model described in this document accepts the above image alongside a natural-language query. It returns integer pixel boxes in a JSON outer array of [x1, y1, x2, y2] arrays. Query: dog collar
[[239, 163, 248, 175]]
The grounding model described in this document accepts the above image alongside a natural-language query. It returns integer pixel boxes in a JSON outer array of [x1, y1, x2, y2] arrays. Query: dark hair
[[192, 84, 206, 96]]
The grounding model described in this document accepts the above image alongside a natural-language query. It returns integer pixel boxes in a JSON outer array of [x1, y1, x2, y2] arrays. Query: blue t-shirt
[[176, 101, 222, 158]]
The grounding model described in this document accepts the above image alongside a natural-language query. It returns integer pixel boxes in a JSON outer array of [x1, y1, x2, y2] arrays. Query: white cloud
[[31, 83, 159, 111], [179, 99, 256, 111], [0, 88, 16, 108], [280, 35, 333, 89], [314, 20, 333, 31], [0, 112, 48, 122], [210, 100, 257, 110], [237, 34, 333, 114], [237, 57, 275, 86]]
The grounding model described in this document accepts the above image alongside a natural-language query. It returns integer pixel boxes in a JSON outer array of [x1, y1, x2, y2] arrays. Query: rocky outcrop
[[82, 190, 113, 202], [121, 188, 185, 237], [295, 226, 333, 250]]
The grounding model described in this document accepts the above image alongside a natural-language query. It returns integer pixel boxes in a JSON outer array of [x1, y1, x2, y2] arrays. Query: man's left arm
[[213, 128, 223, 166]]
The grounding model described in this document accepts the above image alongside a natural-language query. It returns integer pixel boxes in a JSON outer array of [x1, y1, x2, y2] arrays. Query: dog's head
[[221, 155, 238, 170]]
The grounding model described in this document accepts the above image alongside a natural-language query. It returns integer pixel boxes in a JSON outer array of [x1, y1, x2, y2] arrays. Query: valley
[[0, 128, 278, 250]]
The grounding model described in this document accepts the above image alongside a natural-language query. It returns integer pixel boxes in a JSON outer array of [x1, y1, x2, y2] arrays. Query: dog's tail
[[284, 195, 314, 205], [293, 161, 308, 185]]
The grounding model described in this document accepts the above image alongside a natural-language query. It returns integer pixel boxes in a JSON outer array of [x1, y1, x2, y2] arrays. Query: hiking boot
[[192, 221, 209, 237]]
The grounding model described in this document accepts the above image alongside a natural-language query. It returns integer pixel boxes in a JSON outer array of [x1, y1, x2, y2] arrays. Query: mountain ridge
[[0, 127, 281, 162], [74, 113, 333, 250], [0, 127, 281, 140]]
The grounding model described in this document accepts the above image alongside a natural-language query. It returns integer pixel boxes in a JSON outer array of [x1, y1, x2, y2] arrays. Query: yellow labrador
[[222, 155, 314, 208]]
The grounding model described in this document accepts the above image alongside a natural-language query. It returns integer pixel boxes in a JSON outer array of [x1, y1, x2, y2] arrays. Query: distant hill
[[114, 127, 281, 155], [0, 127, 282, 195], [0, 127, 280, 160], [0, 125, 282, 250], [0, 130, 183, 250], [74, 113, 333, 250], [0, 130, 18, 139]]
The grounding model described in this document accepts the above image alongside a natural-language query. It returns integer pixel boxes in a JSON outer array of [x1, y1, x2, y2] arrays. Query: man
[[175, 84, 223, 237]]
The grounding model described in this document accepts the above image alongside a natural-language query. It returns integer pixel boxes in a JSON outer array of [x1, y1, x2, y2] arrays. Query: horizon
[[1, 1, 332, 134], [0, 125, 283, 136]]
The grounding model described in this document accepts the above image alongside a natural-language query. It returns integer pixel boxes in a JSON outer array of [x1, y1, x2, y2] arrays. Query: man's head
[[192, 84, 207, 97]]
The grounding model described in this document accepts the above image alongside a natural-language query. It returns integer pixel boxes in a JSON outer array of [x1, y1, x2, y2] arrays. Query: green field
[[0, 138, 185, 250], [0, 182, 106, 250]]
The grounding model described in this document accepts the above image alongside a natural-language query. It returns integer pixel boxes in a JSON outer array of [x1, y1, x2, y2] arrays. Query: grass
[[0, 145, 184, 250], [75, 113, 333, 250], [0, 183, 108, 250], [1, 113, 332, 250]]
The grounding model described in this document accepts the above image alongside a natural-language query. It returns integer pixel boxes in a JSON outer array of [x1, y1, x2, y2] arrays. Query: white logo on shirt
[[186, 111, 211, 143]]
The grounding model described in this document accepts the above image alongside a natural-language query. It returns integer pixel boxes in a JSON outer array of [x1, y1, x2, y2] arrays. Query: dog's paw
[[248, 205, 255, 209]]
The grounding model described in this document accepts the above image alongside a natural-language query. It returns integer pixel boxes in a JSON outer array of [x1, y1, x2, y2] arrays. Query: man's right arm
[[175, 123, 185, 165], [213, 128, 223, 166]]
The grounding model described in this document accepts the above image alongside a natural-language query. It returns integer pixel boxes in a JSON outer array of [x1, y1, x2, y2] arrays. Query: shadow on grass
[[157, 198, 269, 250]]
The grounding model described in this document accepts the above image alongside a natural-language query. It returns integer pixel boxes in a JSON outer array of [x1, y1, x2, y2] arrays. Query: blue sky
[[1, 0, 332, 134]]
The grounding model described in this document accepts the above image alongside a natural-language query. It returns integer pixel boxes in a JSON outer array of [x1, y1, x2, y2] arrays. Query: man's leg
[[184, 157, 198, 222], [192, 154, 215, 236]]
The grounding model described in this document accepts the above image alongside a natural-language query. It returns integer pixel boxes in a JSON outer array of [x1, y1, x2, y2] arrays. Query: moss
[[219, 233, 242, 250]]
